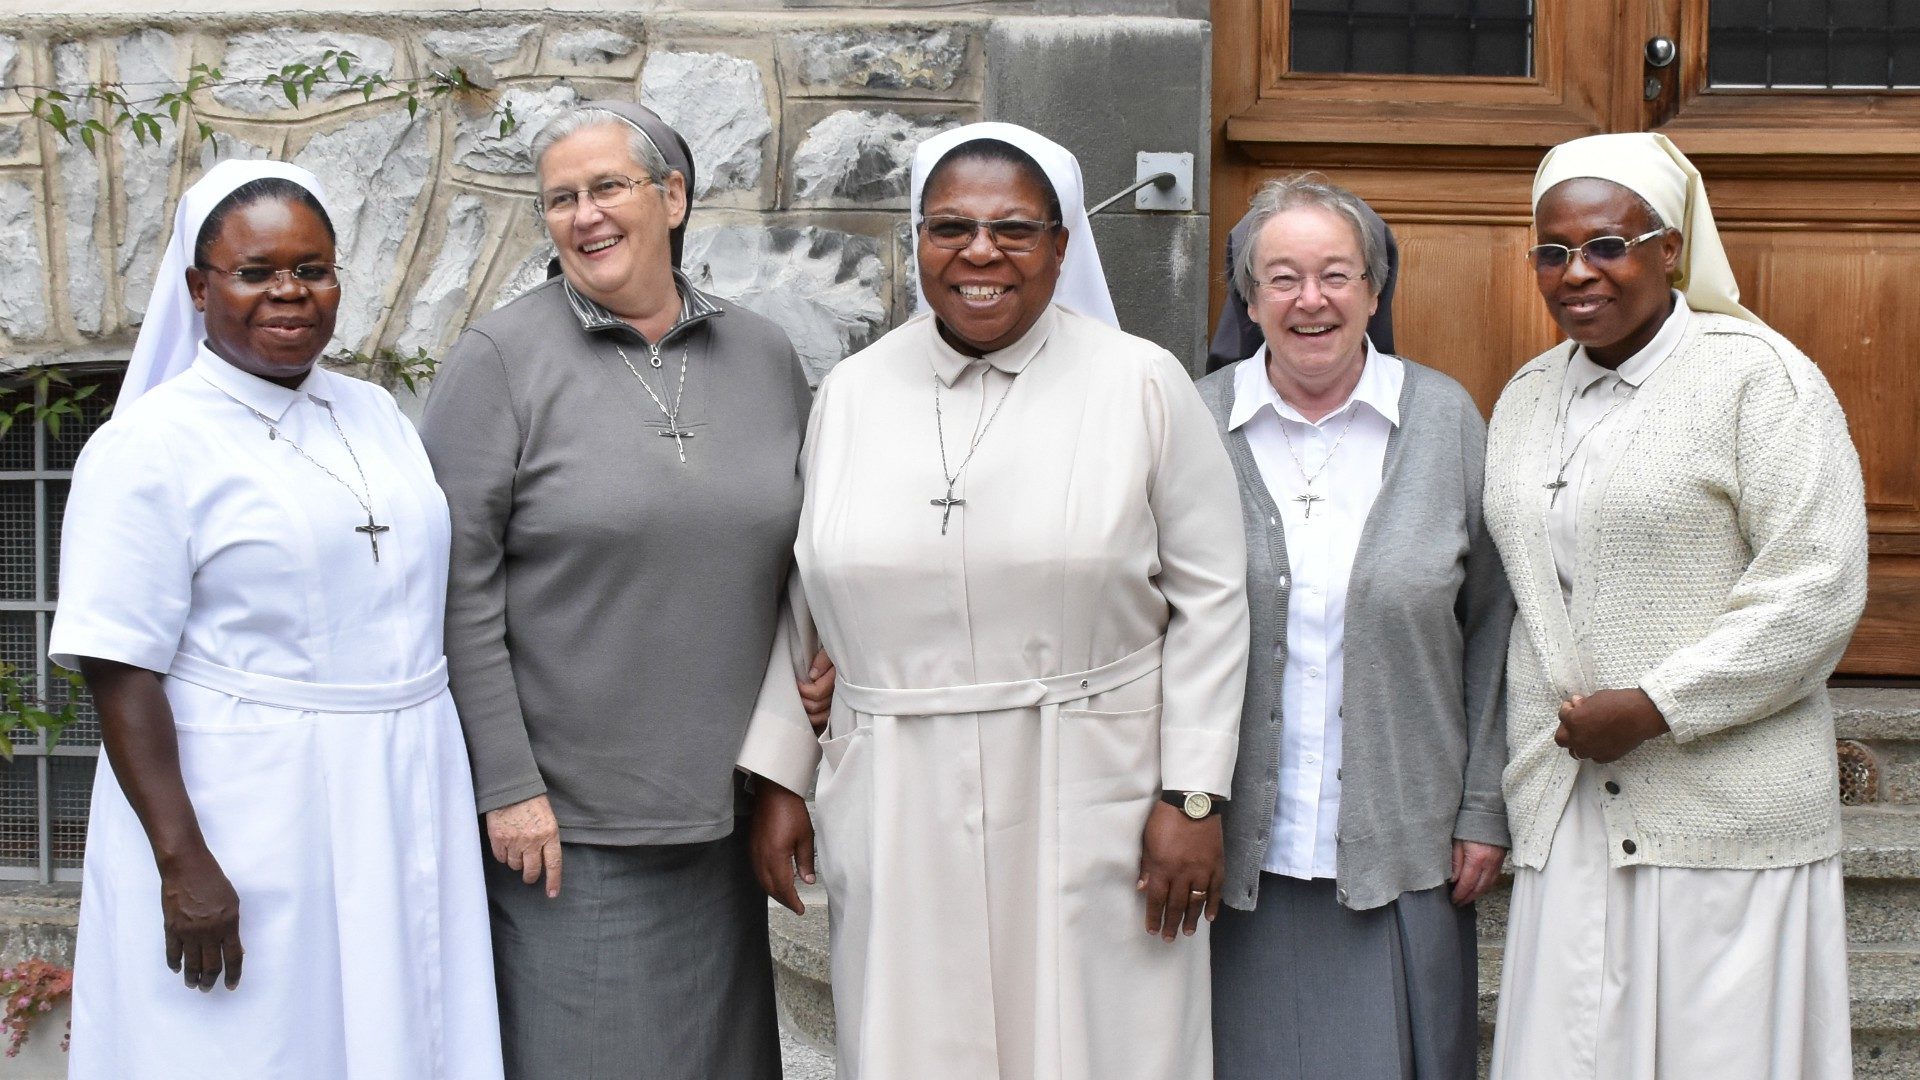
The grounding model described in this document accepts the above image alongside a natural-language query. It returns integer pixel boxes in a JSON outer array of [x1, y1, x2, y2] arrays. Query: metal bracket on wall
[[1088, 152, 1195, 215]]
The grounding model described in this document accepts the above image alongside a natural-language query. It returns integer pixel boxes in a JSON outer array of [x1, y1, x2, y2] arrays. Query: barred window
[[0, 370, 118, 884]]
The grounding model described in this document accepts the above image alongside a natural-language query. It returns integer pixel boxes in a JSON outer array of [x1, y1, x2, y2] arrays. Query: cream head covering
[[1531, 132, 1761, 326], [908, 122, 1120, 329], [120, 159, 334, 409]]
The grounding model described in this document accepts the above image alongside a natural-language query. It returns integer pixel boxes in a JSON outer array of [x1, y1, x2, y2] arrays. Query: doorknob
[[1645, 36, 1678, 69]]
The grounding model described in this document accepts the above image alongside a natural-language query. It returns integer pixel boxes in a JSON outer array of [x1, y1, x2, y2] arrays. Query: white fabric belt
[[165, 653, 450, 713], [835, 637, 1164, 717]]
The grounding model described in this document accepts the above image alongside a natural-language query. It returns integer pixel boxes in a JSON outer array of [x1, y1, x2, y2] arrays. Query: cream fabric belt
[[165, 652, 450, 713], [834, 636, 1164, 717]]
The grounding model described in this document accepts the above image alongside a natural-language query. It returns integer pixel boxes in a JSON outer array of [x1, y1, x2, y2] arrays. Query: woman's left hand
[[1555, 688, 1670, 763], [798, 650, 836, 735], [1137, 800, 1223, 943], [1449, 840, 1506, 906]]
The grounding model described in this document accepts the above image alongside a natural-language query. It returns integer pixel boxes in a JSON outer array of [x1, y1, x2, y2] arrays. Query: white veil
[[907, 122, 1119, 328], [119, 159, 333, 409]]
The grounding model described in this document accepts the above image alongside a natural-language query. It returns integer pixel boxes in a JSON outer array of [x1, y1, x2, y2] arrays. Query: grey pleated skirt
[[485, 825, 781, 1080], [1211, 875, 1478, 1080]]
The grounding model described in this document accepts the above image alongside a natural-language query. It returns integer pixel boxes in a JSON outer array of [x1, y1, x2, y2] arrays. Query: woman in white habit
[[1484, 132, 1867, 1079], [741, 122, 1249, 1080], [52, 159, 502, 1079]]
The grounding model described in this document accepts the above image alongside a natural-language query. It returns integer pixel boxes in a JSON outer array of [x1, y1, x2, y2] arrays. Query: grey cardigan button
[[1622, 839, 1637, 855], [1278, 573, 1290, 590]]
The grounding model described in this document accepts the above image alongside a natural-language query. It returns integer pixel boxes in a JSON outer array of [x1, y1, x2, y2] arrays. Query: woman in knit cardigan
[[1483, 132, 1868, 1080]]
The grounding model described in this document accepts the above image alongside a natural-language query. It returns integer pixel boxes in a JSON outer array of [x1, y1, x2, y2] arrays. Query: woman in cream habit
[[1483, 132, 1868, 1079]]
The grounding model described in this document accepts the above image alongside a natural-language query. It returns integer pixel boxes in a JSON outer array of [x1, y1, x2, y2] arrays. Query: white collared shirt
[[1549, 292, 1690, 599], [1230, 339, 1403, 879]]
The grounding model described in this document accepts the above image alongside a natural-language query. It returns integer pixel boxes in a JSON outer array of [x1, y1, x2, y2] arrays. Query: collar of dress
[[561, 269, 722, 345], [1566, 289, 1690, 394], [1226, 335, 1404, 431], [191, 343, 324, 422], [927, 304, 1060, 388]]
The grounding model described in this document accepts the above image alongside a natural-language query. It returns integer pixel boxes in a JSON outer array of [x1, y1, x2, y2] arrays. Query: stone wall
[[0, 7, 1212, 398]]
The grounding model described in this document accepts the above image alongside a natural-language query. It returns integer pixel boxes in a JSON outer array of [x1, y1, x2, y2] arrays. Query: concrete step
[[1473, 945, 1920, 1078], [1478, 804, 1920, 949], [1835, 688, 1920, 805]]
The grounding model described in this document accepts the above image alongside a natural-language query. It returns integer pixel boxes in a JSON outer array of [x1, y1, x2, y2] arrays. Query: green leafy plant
[[0, 959, 73, 1057], [333, 347, 440, 395], [22, 49, 516, 153], [0, 367, 103, 442], [0, 664, 87, 762]]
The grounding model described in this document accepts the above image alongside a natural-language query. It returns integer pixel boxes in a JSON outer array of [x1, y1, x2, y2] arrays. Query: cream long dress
[[740, 305, 1249, 1080]]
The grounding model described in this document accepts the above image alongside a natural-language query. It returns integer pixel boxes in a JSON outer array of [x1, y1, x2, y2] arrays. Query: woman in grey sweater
[[1196, 175, 1514, 1080], [420, 102, 813, 1079]]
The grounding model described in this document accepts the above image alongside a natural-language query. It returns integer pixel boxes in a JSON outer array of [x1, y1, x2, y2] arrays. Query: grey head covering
[[546, 99, 698, 275]]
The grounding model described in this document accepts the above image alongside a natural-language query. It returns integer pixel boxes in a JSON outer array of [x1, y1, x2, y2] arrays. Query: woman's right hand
[[749, 780, 816, 915], [486, 793, 563, 898], [158, 849, 243, 992]]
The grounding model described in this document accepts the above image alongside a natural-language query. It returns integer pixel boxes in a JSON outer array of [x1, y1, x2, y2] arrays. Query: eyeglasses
[[199, 263, 343, 292], [1254, 270, 1368, 299], [537, 175, 653, 217], [1526, 229, 1668, 272], [920, 216, 1061, 253]]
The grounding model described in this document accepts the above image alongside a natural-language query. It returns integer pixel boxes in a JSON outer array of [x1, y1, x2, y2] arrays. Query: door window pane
[[1291, 0, 1535, 78], [1710, 0, 1920, 88]]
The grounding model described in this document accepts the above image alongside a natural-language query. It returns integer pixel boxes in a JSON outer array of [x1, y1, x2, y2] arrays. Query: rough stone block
[[293, 109, 435, 352], [0, 123, 23, 162], [788, 105, 961, 208], [116, 30, 180, 323], [423, 25, 540, 65], [780, 25, 974, 98], [213, 30, 397, 115], [491, 242, 556, 310], [551, 28, 638, 66], [1084, 212, 1211, 370], [0, 37, 18, 91], [640, 50, 774, 200], [54, 42, 104, 337], [198, 130, 276, 170], [683, 223, 886, 385], [891, 217, 919, 324], [455, 83, 578, 176], [398, 195, 490, 355], [984, 17, 1210, 211], [0, 181, 50, 341]]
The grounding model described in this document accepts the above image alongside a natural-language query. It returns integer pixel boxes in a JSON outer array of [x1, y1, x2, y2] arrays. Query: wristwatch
[[1161, 790, 1222, 820]]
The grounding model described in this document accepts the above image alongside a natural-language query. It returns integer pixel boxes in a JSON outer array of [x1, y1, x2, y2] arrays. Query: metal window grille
[[1710, 0, 1920, 89], [0, 372, 118, 883], [1290, 0, 1536, 78]]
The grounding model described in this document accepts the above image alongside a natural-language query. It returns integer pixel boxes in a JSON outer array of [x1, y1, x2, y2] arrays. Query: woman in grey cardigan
[[420, 102, 816, 1079], [1196, 175, 1514, 1080]]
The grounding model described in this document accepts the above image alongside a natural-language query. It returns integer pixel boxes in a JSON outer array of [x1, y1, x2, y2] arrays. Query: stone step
[[1835, 688, 1920, 805], [1477, 804, 1920, 948]]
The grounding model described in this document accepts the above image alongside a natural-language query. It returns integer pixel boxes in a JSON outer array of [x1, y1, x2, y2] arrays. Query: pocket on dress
[[1058, 703, 1162, 805], [812, 723, 873, 897]]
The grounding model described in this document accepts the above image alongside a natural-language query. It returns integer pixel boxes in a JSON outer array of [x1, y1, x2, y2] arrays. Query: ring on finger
[[1189, 889, 1207, 898]]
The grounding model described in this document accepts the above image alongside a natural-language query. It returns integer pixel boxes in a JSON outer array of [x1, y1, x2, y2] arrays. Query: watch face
[[1182, 791, 1212, 819]]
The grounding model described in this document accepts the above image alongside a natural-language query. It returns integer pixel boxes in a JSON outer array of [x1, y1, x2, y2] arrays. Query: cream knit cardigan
[[1485, 311, 1868, 871]]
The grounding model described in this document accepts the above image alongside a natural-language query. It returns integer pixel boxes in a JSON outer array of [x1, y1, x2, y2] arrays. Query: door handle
[[1645, 36, 1678, 69]]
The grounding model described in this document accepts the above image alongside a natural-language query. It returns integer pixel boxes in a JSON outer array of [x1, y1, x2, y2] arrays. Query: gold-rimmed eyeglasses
[[536, 175, 654, 218], [198, 262, 343, 292], [1254, 270, 1369, 299], [1526, 228, 1668, 273], [919, 216, 1061, 253]]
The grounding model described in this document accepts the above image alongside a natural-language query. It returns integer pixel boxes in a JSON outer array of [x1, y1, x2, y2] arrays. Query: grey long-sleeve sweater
[[421, 276, 810, 844], [1196, 357, 1514, 912]]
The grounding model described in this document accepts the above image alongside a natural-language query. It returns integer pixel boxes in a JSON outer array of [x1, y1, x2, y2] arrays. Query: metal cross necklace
[[245, 397, 390, 563], [614, 338, 695, 464], [930, 366, 1018, 535], [1277, 406, 1358, 520], [1547, 380, 1635, 507]]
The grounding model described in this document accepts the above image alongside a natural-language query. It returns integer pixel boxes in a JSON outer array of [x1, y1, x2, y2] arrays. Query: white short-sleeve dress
[[50, 346, 503, 1080]]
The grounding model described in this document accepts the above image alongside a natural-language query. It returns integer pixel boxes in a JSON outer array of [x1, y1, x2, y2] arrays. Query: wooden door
[[1213, 0, 1920, 677]]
